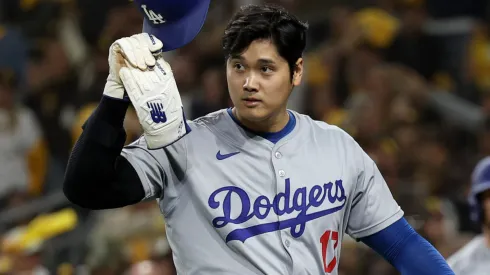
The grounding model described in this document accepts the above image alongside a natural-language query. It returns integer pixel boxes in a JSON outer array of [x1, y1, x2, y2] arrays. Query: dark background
[[0, 0, 489, 274]]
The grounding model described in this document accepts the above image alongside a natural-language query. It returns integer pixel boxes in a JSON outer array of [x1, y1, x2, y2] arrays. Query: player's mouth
[[242, 97, 261, 107]]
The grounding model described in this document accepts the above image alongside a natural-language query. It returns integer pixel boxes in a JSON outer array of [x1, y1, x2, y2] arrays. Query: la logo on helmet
[[132, 0, 210, 52], [141, 4, 166, 24]]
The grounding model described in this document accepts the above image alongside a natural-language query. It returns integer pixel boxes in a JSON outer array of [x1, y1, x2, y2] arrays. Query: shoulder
[[293, 111, 358, 147], [293, 112, 372, 172], [447, 236, 485, 270], [188, 109, 228, 130], [184, 109, 240, 145]]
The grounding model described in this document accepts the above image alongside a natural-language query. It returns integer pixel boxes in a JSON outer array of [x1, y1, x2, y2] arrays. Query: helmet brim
[[142, 0, 211, 52]]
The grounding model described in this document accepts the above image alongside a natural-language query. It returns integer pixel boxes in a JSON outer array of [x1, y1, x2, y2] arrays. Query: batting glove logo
[[148, 101, 167, 123]]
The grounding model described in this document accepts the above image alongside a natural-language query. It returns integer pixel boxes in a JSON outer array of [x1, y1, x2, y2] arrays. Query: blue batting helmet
[[132, 0, 211, 52], [469, 156, 490, 223]]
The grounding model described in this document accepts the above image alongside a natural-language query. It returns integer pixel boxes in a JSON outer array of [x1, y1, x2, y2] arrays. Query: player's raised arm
[[346, 140, 454, 274], [63, 34, 190, 209]]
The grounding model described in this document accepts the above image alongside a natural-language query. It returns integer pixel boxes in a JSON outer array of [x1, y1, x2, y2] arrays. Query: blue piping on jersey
[[226, 108, 296, 144]]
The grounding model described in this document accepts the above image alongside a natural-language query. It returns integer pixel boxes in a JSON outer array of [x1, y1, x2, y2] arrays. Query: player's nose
[[243, 75, 258, 93]]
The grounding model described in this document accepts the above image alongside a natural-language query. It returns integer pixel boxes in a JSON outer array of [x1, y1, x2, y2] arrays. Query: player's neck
[[233, 108, 290, 133]]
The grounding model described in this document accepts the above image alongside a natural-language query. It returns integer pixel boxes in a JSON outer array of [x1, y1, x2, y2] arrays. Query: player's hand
[[119, 57, 191, 149], [103, 33, 164, 100]]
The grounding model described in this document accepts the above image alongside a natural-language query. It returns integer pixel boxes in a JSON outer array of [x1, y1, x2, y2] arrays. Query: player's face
[[226, 39, 303, 130]]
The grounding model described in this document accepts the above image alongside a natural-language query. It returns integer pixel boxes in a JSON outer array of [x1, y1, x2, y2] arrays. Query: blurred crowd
[[1, 0, 490, 274]]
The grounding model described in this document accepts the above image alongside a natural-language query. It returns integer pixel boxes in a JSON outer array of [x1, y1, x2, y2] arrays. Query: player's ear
[[292, 58, 303, 87]]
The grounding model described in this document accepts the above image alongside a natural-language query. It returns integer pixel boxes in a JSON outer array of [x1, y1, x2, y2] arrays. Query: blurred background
[[0, 0, 489, 274]]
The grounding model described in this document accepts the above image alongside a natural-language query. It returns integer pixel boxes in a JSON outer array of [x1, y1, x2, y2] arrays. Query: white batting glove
[[119, 58, 191, 149], [103, 33, 163, 100]]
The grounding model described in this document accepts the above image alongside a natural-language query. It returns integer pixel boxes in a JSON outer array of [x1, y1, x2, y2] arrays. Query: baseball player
[[447, 156, 490, 275], [63, 2, 455, 274]]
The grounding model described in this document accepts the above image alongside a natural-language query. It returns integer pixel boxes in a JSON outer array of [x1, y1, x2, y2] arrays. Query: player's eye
[[233, 63, 245, 71], [261, 66, 273, 73]]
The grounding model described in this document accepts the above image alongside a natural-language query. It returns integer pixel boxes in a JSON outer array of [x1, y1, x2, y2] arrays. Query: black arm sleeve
[[63, 96, 145, 209]]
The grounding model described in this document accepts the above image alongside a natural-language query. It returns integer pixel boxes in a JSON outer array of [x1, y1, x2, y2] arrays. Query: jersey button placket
[[275, 151, 282, 159], [278, 170, 286, 177], [275, 151, 285, 177], [272, 146, 294, 273]]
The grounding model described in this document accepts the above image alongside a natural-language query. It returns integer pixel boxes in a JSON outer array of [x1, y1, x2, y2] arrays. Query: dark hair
[[222, 4, 309, 79]]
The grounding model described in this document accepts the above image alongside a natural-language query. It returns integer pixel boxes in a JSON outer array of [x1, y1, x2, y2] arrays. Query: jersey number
[[141, 5, 166, 24], [320, 230, 339, 273]]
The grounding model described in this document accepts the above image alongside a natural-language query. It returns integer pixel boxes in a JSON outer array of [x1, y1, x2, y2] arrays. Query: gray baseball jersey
[[121, 109, 404, 274], [447, 235, 490, 275]]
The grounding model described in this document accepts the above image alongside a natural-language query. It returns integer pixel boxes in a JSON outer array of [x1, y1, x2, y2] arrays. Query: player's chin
[[237, 101, 270, 121]]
